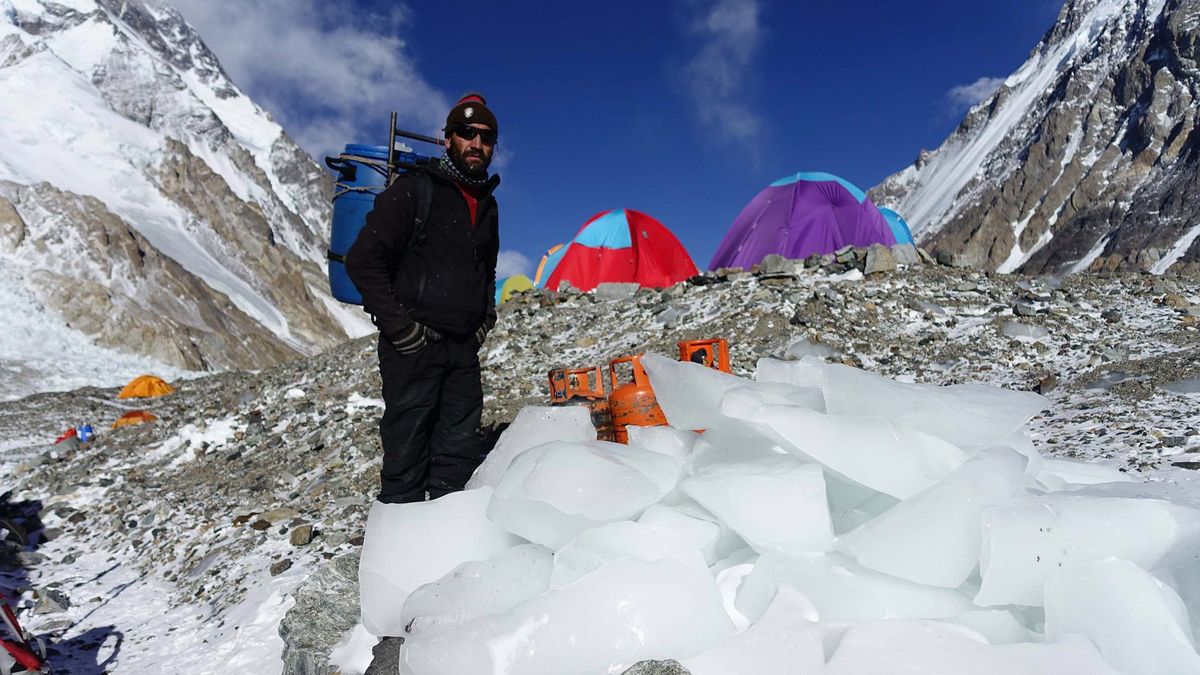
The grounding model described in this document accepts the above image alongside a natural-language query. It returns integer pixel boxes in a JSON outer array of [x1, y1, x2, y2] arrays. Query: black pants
[[377, 333, 483, 503]]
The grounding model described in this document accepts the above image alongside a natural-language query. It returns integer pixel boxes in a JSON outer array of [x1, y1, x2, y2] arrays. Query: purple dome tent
[[709, 171, 896, 270]]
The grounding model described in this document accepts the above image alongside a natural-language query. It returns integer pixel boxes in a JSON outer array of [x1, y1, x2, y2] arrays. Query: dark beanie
[[445, 92, 498, 135]]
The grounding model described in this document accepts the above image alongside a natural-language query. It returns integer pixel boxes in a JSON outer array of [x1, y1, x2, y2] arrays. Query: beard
[[449, 143, 491, 179]]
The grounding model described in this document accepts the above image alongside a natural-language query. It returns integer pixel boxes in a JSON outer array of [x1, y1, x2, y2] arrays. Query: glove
[[391, 321, 441, 354], [474, 325, 488, 348]]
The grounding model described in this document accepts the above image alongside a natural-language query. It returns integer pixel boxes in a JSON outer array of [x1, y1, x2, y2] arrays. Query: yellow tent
[[497, 274, 534, 304], [112, 410, 158, 429], [118, 375, 174, 399]]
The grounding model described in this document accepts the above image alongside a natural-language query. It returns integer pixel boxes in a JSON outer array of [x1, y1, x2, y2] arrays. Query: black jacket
[[345, 164, 500, 340]]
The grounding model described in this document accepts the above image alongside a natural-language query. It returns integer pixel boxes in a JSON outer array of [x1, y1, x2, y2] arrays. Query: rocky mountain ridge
[[873, 0, 1200, 278], [0, 0, 369, 398]]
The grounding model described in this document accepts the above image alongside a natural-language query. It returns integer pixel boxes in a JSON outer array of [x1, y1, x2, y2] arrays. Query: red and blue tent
[[545, 209, 698, 292]]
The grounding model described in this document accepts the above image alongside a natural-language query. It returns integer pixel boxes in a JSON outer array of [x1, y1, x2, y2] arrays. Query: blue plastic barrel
[[326, 144, 390, 304]]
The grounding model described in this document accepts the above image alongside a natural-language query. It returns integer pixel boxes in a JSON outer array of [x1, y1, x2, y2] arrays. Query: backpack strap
[[407, 171, 433, 251]]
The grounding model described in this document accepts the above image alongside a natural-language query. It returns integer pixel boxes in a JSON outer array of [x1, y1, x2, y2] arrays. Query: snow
[[42, 13, 116, 74], [1071, 232, 1116, 273], [0, 258, 189, 401], [1150, 222, 1200, 274], [891, 0, 1137, 236], [0, 50, 297, 346]]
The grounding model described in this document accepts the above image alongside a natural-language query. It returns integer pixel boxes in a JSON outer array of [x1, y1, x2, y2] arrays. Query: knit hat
[[444, 92, 498, 136]]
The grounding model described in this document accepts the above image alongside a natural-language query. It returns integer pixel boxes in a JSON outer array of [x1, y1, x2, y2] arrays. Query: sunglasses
[[451, 123, 497, 146]]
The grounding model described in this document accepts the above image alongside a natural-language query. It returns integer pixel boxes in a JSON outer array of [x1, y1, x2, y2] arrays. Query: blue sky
[[172, 0, 1061, 275]]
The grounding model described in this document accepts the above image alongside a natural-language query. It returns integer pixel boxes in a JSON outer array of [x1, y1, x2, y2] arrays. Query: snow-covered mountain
[[0, 0, 372, 398], [872, 0, 1200, 277]]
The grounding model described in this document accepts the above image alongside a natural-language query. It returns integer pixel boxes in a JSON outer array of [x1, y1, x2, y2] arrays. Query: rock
[[622, 660, 691, 675], [907, 299, 946, 315], [576, 336, 599, 348], [834, 245, 857, 263], [363, 637, 404, 675], [250, 519, 272, 531], [758, 254, 797, 278], [32, 588, 70, 614], [258, 508, 300, 524], [279, 554, 361, 675], [864, 244, 898, 275], [1035, 375, 1059, 394], [270, 559, 293, 576], [1162, 293, 1191, 309], [891, 243, 921, 265], [290, 525, 314, 547], [1014, 302, 1038, 317], [1162, 436, 1188, 448], [1101, 309, 1121, 323], [999, 321, 1049, 340], [593, 282, 640, 301]]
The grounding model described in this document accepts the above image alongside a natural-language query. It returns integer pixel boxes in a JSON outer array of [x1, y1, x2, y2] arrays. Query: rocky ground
[[0, 249, 1198, 672]]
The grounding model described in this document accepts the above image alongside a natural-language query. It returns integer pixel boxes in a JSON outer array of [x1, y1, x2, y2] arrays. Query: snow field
[[352, 353, 1200, 674]]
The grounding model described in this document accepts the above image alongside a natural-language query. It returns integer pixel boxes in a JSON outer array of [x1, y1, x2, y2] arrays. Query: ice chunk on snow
[[400, 544, 554, 636], [641, 353, 825, 431], [736, 552, 975, 624], [715, 563, 757, 631], [755, 356, 1047, 450], [825, 474, 899, 534], [720, 382, 826, 415], [1045, 559, 1200, 675], [627, 425, 699, 462], [487, 441, 677, 548], [1034, 458, 1136, 491], [683, 425, 788, 476], [684, 586, 824, 675], [682, 454, 834, 554], [638, 504, 722, 564], [551, 521, 709, 588], [359, 489, 523, 636], [824, 620, 1120, 675], [836, 448, 1028, 588], [467, 406, 596, 488], [976, 492, 1200, 607], [946, 609, 1032, 645], [400, 559, 734, 674], [727, 401, 965, 499], [642, 352, 750, 430]]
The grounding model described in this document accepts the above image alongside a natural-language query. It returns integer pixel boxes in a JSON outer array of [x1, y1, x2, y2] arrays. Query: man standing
[[346, 92, 500, 503]]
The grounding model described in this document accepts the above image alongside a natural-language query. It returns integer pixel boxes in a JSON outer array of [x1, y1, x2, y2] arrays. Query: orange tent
[[118, 375, 174, 399], [112, 410, 158, 429]]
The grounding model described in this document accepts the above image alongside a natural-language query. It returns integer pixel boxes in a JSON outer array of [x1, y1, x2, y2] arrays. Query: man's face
[[445, 123, 495, 179]]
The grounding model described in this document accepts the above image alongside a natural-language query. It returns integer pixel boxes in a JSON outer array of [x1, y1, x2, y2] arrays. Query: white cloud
[[166, 0, 450, 160], [947, 76, 1006, 111], [496, 250, 532, 279], [679, 0, 763, 145]]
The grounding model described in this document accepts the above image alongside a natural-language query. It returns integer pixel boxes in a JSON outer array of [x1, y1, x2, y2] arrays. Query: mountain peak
[[872, 0, 1200, 277]]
